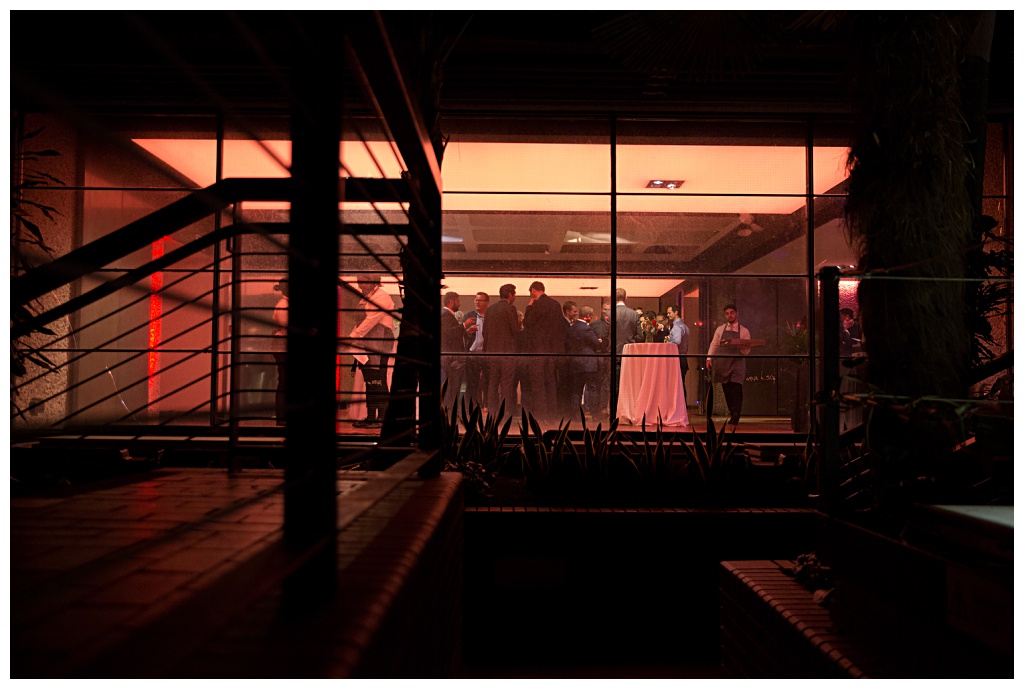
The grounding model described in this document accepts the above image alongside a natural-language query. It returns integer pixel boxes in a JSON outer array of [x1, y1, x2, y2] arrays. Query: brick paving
[[8, 467, 388, 677], [13, 470, 270, 675]]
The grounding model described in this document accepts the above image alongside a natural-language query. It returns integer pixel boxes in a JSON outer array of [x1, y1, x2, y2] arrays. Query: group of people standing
[[442, 287, 511, 415], [270, 273, 776, 430], [273, 274, 764, 430], [443, 281, 614, 424], [442, 284, 695, 426]]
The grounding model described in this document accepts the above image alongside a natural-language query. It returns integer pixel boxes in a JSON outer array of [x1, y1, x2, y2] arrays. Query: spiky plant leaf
[[618, 445, 639, 475], [568, 439, 583, 475], [21, 148, 61, 157], [552, 418, 572, 454], [498, 414, 513, 445], [528, 410, 544, 442], [16, 216, 45, 244], [25, 353, 57, 370], [691, 426, 710, 474], [679, 436, 706, 484], [711, 417, 731, 472]]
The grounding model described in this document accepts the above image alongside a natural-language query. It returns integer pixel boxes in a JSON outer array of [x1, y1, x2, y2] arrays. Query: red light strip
[[148, 238, 166, 413]]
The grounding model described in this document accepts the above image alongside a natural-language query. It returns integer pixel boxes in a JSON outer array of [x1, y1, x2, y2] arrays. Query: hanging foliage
[[10, 119, 65, 392]]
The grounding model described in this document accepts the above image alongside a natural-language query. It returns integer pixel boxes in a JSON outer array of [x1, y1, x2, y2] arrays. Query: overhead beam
[[345, 11, 443, 452], [344, 12, 442, 208]]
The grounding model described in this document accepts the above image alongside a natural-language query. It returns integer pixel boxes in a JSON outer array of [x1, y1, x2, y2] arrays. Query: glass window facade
[[441, 117, 852, 430], [13, 110, 1013, 435]]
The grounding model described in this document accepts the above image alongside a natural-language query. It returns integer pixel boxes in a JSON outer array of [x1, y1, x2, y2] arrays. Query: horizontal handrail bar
[[12, 177, 413, 309], [13, 227, 235, 340], [30, 322, 219, 424], [15, 278, 223, 391], [13, 178, 291, 307]]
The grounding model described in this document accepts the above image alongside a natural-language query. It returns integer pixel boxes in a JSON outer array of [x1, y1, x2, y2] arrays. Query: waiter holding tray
[[705, 303, 761, 426]]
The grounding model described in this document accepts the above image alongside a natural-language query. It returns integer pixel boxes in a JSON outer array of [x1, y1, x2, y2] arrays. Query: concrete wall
[[13, 115, 78, 429]]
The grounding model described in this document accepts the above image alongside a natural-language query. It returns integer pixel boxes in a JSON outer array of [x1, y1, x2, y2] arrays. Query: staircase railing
[[12, 201, 420, 454]]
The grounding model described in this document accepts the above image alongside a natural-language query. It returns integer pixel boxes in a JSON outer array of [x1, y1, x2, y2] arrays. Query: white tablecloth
[[616, 342, 689, 426]]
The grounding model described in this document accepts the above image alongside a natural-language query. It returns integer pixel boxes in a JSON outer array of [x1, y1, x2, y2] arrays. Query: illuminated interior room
[[46, 118, 863, 434]]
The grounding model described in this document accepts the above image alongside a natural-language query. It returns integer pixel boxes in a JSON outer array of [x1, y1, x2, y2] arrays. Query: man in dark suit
[[462, 292, 490, 410], [586, 303, 611, 350], [584, 303, 612, 415], [614, 288, 643, 401], [483, 283, 520, 417], [614, 287, 643, 356], [441, 291, 468, 411], [521, 280, 565, 424], [563, 300, 600, 420]]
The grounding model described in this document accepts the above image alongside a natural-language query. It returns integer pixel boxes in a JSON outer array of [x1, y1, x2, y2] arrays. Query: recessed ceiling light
[[646, 179, 684, 189]]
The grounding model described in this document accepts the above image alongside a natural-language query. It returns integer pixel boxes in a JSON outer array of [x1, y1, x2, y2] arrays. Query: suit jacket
[[482, 299, 519, 353], [614, 304, 642, 355], [463, 308, 483, 351], [441, 308, 466, 353], [522, 293, 566, 354], [590, 317, 610, 353], [565, 319, 600, 373]]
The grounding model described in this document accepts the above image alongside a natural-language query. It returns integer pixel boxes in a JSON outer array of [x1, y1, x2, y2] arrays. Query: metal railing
[[11, 214, 414, 450], [816, 266, 1014, 518]]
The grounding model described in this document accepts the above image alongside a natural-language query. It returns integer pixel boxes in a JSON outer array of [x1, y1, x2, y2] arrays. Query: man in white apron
[[705, 303, 751, 425]]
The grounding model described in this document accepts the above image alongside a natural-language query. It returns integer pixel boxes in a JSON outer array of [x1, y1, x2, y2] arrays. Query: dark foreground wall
[[462, 507, 821, 667]]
